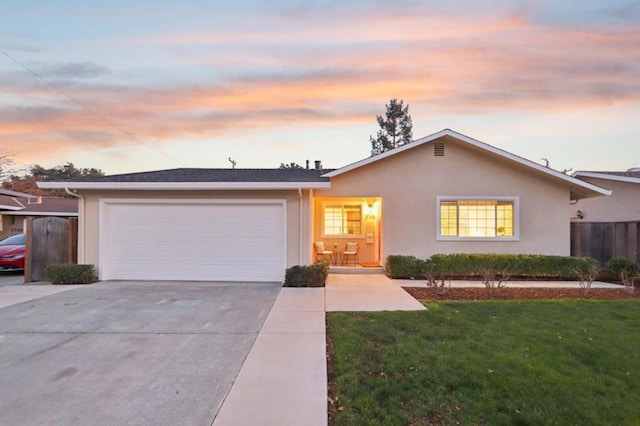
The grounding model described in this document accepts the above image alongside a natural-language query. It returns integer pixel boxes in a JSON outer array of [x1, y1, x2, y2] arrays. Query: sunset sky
[[2, 0, 639, 175]]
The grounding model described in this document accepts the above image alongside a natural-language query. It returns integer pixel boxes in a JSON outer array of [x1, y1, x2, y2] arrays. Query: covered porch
[[311, 196, 382, 267]]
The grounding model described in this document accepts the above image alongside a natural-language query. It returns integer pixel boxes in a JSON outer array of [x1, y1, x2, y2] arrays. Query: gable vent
[[434, 142, 445, 156]]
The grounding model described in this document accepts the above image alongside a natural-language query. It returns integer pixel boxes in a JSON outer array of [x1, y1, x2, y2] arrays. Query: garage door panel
[[102, 200, 286, 282]]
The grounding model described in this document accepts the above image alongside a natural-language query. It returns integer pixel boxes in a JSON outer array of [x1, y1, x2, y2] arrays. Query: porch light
[[365, 202, 376, 219]]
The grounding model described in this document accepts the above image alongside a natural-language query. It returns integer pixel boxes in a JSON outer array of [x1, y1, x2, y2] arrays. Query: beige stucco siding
[[572, 178, 639, 222], [0, 215, 24, 240], [77, 189, 311, 277], [316, 138, 571, 259]]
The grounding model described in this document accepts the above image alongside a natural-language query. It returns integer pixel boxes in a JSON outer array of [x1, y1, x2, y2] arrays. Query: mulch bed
[[403, 286, 640, 301]]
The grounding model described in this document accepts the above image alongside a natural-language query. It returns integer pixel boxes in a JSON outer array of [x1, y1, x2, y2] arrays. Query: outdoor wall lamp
[[365, 201, 376, 219], [576, 210, 584, 219]]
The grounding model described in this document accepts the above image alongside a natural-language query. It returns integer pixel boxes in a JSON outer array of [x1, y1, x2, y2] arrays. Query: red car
[[0, 233, 25, 271]]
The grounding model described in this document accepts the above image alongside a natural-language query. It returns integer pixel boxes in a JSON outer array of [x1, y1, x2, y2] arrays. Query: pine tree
[[369, 99, 413, 156]]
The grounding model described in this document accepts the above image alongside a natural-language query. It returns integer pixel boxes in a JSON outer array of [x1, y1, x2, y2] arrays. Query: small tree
[[370, 99, 413, 156], [574, 257, 601, 295]]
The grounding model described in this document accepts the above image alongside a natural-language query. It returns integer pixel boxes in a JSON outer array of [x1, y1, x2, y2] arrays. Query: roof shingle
[[63, 168, 331, 183]]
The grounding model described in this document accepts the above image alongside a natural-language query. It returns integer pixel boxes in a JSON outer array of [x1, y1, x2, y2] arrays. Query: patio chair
[[313, 241, 333, 263], [342, 242, 359, 266]]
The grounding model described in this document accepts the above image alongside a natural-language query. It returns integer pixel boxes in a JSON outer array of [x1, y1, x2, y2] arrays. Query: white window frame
[[436, 196, 520, 241], [321, 201, 364, 238]]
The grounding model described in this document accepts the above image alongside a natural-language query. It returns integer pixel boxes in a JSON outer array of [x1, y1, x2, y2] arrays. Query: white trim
[[322, 129, 611, 197], [320, 200, 365, 239], [436, 196, 520, 241], [2, 212, 77, 217], [0, 188, 38, 198], [572, 171, 640, 184], [98, 198, 288, 281], [38, 181, 330, 190]]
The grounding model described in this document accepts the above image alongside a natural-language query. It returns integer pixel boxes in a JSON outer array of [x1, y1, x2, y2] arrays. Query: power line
[[0, 47, 187, 167]]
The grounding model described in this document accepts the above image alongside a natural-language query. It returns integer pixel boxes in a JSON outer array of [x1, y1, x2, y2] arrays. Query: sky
[[1, 0, 639, 176]]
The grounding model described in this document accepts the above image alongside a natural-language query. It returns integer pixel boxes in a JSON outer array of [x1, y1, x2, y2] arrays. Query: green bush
[[605, 257, 640, 292], [429, 253, 599, 280], [384, 255, 428, 278], [385, 253, 602, 281], [44, 264, 97, 285], [284, 260, 329, 287]]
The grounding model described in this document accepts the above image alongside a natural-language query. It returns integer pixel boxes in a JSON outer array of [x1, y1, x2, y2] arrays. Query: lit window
[[438, 198, 517, 239], [324, 204, 362, 236]]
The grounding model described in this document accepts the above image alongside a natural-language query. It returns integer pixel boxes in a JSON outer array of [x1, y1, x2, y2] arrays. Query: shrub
[[423, 258, 451, 295], [284, 259, 329, 287], [384, 255, 428, 278], [44, 264, 97, 285], [605, 257, 640, 293], [573, 257, 601, 294], [428, 253, 600, 281]]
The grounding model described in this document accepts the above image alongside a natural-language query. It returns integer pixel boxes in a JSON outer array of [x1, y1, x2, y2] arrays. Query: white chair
[[313, 241, 333, 263], [342, 242, 359, 266]]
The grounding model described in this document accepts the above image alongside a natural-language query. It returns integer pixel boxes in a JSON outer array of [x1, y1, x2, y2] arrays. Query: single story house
[[571, 169, 640, 222], [38, 129, 610, 282], [0, 189, 78, 240]]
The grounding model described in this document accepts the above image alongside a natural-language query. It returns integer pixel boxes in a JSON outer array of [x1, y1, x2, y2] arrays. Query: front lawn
[[327, 300, 640, 425]]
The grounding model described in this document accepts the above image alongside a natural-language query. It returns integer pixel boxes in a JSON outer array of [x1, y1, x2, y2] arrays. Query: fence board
[[571, 221, 640, 264], [26, 217, 73, 282]]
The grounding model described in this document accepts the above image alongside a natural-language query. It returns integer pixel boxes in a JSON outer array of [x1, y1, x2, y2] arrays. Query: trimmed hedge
[[385, 253, 601, 280], [385, 255, 428, 279], [44, 264, 98, 285], [284, 260, 329, 287]]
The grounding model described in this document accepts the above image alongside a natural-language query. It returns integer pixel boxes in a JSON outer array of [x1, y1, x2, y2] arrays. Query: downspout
[[64, 188, 84, 264], [298, 188, 303, 265]]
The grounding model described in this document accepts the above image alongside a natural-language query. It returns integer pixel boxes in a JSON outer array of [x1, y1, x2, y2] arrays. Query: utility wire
[[0, 47, 187, 167]]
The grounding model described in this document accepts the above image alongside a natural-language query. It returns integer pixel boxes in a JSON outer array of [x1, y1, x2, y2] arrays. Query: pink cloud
[[1, 8, 639, 168]]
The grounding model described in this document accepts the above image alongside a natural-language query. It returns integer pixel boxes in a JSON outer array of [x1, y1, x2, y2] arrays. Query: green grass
[[327, 300, 640, 425]]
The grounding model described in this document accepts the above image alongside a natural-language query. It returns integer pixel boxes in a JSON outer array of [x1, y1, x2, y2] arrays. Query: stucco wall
[[0, 215, 24, 240], [571, 178, 640, 222], [77, 189, 310, 277], [315, 136, 571, 260]]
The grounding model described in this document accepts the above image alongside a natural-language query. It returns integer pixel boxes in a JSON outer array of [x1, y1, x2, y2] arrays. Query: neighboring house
[[0, 189, 78, 240], [38, 129, 610, 282], [570, 169, 640, 222]]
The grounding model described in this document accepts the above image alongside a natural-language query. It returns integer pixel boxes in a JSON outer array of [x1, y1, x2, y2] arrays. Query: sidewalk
[[214, 274, 425, 425], [213, 288, 327, 426], [0, 284, 86, 309]]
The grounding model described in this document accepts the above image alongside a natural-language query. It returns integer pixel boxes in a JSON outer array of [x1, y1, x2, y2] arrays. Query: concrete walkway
[[0, 283, 87, 309], [214, 274, 425, 425], [326, 274, 428, 311], [213, 288, 327, 426]]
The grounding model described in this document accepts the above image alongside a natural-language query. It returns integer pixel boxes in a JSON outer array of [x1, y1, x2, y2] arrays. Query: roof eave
[[4, 211, 78, 217], [572, 171, 640, 184], [323, 129, 612, 198], [37, 181, 331, 190]]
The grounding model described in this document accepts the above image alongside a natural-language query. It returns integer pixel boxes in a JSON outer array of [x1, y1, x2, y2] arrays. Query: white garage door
[[100, 199, 286, 282]]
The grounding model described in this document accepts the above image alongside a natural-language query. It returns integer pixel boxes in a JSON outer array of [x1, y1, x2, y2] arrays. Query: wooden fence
[[571, 221, 640, 264], [24, 217, 78, 283]]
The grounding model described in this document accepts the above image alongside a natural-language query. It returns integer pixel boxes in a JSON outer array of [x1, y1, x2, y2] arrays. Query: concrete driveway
[[0, 271, 24, 286], [0, 280, 281, 426]]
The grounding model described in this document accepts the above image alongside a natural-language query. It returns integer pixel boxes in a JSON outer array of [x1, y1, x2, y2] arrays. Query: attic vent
[[434, 142, 445, 156]]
